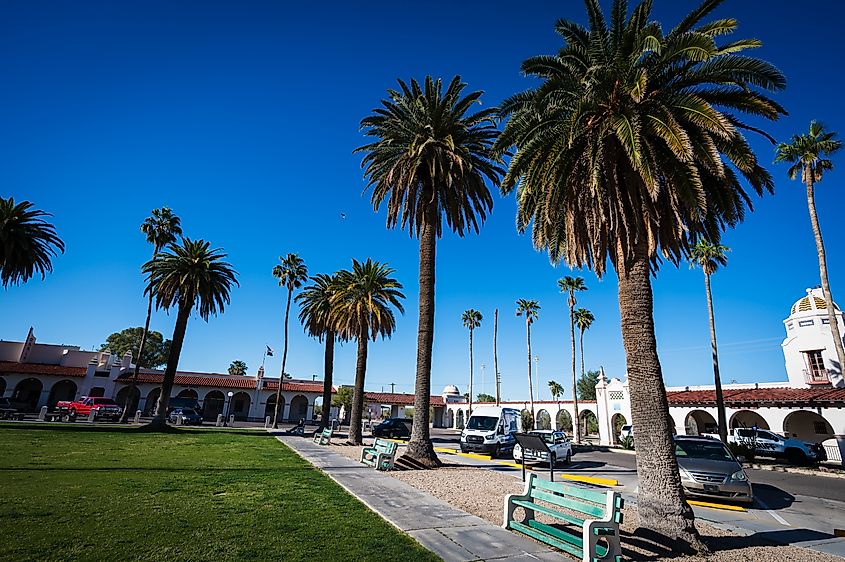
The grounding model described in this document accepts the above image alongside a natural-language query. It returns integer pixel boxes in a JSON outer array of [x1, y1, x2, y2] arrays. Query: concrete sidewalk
[[272, 433, 562, 561]]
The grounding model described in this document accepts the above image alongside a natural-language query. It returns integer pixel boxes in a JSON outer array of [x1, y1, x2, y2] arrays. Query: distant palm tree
[[776, 122, 845, 377], [0, 197, 64, 288], [494, 0, 785, 545], [516, 299, 540, 425], [548, 380, 564, 423], [228, 360, 248, 376], [271, 253, 308, 429], [461, 309, 483, 416], [690, 240, 729, 442], [574, 307, 595, 440], [356, 76, 503, 466], [559, 276, 587, 443], [297, 273, 344, 431], [122, 207, 182, 422], [143, 238, 238, 429], [333, 259, 404, 444]]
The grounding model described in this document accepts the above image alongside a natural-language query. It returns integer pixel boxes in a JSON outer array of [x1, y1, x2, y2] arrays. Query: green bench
[[313, 427, 332, 445], [360, 438, 398, 471], [503, 473, 623, 562]]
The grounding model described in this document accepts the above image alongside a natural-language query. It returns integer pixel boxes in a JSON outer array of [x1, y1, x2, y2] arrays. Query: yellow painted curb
[[458, 452, 492, 461], [687, 500, 746, 512], [433, 447, 458, 454], [495, 461, 533, 470], [384, 439, 407, 444], [559, 474, 618, 487]]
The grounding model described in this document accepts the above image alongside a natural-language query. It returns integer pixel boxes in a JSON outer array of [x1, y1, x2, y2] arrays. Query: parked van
[[460, 406, 520, 458]]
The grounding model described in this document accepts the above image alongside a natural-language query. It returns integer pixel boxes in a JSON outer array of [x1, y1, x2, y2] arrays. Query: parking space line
[[754, 496, 790, 526], [687, 500, 746, 512]]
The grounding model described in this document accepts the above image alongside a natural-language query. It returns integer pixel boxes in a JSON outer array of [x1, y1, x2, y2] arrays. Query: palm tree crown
[[333, 259, 405, 341], [462, 309, 483, 330], [690, 240, 729, 275], [548, 380, 564, 401], [0, 197, 65, 288], [297, 273, 343, 341], [574, 308, 595, 332], [775, 121, 842, 183], [559, 276, 587, 306], [516, 299, 540, 322], [356, 76, 504, 238], [273, 253, 308, 292], [143, 238, 239, 319], [141, 207, 182, 253]]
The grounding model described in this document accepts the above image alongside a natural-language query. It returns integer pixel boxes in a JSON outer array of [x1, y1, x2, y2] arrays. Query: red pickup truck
[[56, 397, 122, 421]]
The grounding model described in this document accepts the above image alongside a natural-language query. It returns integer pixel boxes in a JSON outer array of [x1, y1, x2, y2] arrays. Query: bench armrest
[[581, 491, 621, 562], [502, 473, 536, 529]]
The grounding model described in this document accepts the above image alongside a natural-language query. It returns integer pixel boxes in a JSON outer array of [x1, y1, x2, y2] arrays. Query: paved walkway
[[272, 433, 562, 561]]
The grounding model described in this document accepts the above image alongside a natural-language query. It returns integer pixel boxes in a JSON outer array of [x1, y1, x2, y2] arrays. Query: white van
[[460, 406, 521, 458]]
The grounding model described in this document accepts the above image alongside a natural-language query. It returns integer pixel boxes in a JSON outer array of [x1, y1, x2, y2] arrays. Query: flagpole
[[261, 346, 268, 370]]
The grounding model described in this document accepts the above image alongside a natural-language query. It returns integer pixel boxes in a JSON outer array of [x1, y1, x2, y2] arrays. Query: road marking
[[433, 447, 459, 454], [458, 452, 492, 461], [754, 496, 789, 526], [686, 500, 746, 512], [559, 474, 618, 487]]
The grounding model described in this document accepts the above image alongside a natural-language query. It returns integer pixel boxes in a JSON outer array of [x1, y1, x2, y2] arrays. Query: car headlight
[[731, 469, 748, 482], [679, 467, 693, 482], [485, 434, 495, 440], [514, 444, 521, 453]]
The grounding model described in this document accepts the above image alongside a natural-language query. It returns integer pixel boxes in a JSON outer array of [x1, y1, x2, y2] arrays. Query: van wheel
[[491, 445, 500, 459], [564, 451, 572, 465]]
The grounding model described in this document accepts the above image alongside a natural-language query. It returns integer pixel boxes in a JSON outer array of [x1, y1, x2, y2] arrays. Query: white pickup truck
[[705, 428, 822, 464]]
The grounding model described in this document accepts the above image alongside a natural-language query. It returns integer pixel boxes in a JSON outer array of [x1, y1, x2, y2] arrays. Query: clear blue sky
[[2, 1, 843, 400]]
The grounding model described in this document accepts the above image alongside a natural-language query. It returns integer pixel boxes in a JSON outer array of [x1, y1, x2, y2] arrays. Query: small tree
[[101, 328, 171, 369], [520, 410, 534, 432], [577, 370, 601, 401], [228, 360, 247, 376], [476, 393, 496, 403], [332, 387, 354, 421]]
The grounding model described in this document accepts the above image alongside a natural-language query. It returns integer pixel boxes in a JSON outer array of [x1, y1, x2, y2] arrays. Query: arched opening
[[611, 413, 628, 443], [536, 409, 552, 430], [88, 387, 105, 398], [783, 410, 835, 443], [313, 397, 324, 422], [685, 410, 718, 436], [48, 380, 77, 408], [264, 394, 284, 421], [145, 388, 161, 416], [13, 378, 43, 411], [730, 410, 770, 430], [115, 385, 140, 411], [203, 390, 225, 421], [288, 395, 309, 423], [231, 392, 251, 421], [556, 409, 573, 433], [580, 410, 598, 439], [447, 409, 455, 428], [0, 377, 7, 396], [520, 409, 534, 432], [456, 409, 465, 430], [176, 389, 198, 400]]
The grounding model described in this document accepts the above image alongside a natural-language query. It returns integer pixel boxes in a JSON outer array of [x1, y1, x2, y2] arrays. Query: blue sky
[[2, 1, 843, 400]]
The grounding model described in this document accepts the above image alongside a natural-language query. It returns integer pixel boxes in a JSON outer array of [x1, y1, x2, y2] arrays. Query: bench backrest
[[528, 477, 622, 520], [373, 439, 398, 455], [322, 428, 332, 437]]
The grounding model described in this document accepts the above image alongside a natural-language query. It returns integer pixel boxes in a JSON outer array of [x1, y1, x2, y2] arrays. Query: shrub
[[520, 410, 534, 432]]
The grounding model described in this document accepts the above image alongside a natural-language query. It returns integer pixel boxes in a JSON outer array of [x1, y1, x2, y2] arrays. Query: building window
[[787, 322, 794, 330], [609, 391, 624, 401], [89, 387, 105, 397], [798, 320, 814, 327], [804, 350, 826, 381], [822, 318, 829, 325], [814, 421, 829, 435]]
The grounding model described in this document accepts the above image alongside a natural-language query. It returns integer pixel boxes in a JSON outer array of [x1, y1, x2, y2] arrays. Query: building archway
[[520, 409, 533, 431], [265, 394, 284, 421], [288, 395, 309, 423], [176, 389, 198, 400], [115, 385, 140, 411], [447, 409, 455, 428], [556, 409, 573, 433], [0, 377, 6, 396], [536, 409, 552, 430], [611, 413, 628, 443], [580, 410, 598, 439], [231, 392, 251, 421], [13, 378, 42, 411], [203, 390, 225, 421], [48, 380, 77, 408], [783, 410, 834, 443], [730, 410, 770, 430], [145, 388, 161, 416], [685, 410, 718, 435], [456, 409, 465, 430], [313, 397, 324, 422]]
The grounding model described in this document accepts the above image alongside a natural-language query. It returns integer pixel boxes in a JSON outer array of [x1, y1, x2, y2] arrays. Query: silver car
[[675, 436, 753, 505]]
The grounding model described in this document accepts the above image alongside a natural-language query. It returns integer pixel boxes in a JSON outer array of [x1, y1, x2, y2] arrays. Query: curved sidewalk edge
[[271, 432, 563, 561]]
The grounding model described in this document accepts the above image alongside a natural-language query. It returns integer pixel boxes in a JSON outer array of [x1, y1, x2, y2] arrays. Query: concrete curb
[[746, 463, 845, 480]]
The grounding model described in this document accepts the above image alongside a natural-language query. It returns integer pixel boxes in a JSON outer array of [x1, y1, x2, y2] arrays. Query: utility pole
[[494, 308, 500, 405], [496, 371, 501, 406], [480, 363, 486, 397], [534, 355, 540, 402], [390, 382, 395, 394]]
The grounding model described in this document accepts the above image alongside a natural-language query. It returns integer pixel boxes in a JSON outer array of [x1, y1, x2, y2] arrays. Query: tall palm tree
[[297, 273, 344, 432], [121, 207, 182, 422], [143, 238, 238, 429], [776, 122, 845, 377], [356, 76, 503, 466], [516, 299, 540, 425], [271, 253, 308, 429], [0, 197, 64, 288], [332, 259, 405, 444], [559, 276, 587, 443], [461, 309, 483, 416], [574, 307, 595, 440], [690, 240, 729, 442], [495, 0, 785, 546], [548, 380, 564, 418]]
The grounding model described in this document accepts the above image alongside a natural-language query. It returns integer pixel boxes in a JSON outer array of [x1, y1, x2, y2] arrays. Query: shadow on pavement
[[751, 483, 796, 510]]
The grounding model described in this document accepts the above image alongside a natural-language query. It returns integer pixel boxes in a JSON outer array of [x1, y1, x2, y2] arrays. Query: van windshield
[[466, 416, 498, 431]]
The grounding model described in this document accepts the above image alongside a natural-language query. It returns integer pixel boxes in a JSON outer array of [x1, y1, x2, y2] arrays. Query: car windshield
[[95, 399, 117, 405], [466, 416, 498, 431], [529, 431, 555, 444], [675, 440, 733, 461]]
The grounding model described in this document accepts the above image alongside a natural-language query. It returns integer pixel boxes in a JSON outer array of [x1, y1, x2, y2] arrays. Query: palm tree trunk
[[348, 328, 368, 445], [149, 303, 190, 431], [617, 242, 703, 548], [527, 320, 535, 427], [577, 327, 585, 442], [705, 273, 728, 443], [468, 327, 474, 417], [406, 205, 440, 466], [319, 332, 334, 432], [494, 308, 499, 406], [570, 302, 581, 444], [805, 175, 845, 378], [272, 287, 293, 429]]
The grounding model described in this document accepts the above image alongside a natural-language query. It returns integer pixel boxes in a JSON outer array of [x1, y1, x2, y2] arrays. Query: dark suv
[[371, 418, 411, 439]]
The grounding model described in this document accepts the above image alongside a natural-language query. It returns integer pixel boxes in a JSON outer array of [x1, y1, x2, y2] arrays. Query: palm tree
[[690, 240, 729, 442], [356, 76, 503, 466], [143, 238, 238, 429], [776, 122, 845, 377], [516, 299, 540, 425], [574, 307, 595, 440], [548, 380, 564, 425], [228, 360, 248, 376], [271, 253, 308, 429], [559, 276, 587, 443], [0, 197, 65, 288], [332, 259, 405, 444], [121, 207, 182, 422], [461, 309, 483, 416], [495, 0, 785, 546], [297, 273, 344, 432]]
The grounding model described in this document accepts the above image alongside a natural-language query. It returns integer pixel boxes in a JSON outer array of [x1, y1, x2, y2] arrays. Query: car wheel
[[785, 448, 807, 465], [565, 451, 572, 465]]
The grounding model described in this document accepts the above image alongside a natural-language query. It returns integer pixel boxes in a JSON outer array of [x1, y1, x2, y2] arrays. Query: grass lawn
[[0, 424, 438, 561]]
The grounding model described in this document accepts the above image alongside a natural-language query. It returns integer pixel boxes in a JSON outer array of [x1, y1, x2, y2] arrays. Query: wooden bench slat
[[508, 520, 583, 558], [529, 488, 607, 519], [512, 499, 585, 527], [531, 477, 609, 505]]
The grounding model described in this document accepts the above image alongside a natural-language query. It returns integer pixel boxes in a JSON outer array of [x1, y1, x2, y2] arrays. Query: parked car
[[513, 430, 573, 466], [619, 425, 634, 441], [166, 398, 203, 416], [371, 418, 411, 439], [728, 427, 822, 465], [63, 397, 122, 421], [168, 408, 203, 425], [675, 435, 753, 505], [460, 406, 521, 458], [0, 398, 25, 420]]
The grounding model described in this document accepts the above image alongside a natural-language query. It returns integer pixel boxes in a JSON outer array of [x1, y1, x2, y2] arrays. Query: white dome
[[442, 385, 460, 396], [790, 287, 839, 315]]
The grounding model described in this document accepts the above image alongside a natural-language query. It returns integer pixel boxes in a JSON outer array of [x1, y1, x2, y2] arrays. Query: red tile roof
[[116, 372, 256, 389], [364, 392, 445, 406], [261, 379, 333, 393], [0, 361, 87, 378], [667, 387, 845, 406]]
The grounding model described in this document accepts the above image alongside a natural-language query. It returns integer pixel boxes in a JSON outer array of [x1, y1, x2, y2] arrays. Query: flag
[[266, 345, 274, 357]]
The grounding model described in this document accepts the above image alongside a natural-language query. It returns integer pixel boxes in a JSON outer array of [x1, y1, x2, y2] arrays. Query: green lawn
[[0, 424, 438, 561]]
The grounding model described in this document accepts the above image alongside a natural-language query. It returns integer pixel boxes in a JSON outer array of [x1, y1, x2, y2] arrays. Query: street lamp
[[225, 391, 234, 426], [534, 356, 540, 402]]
